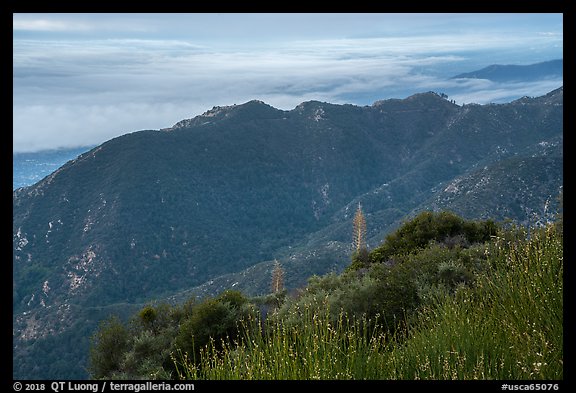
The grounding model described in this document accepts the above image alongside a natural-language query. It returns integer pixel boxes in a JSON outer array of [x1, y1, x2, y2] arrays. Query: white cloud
[[13, 102, 201, 153], [449, 79, 563, 105], [12, 14, 563, 152], [13, 19, 92, 32]]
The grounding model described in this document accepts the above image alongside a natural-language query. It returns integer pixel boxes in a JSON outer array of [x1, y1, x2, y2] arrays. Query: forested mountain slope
[[13, 87, 563, 379]]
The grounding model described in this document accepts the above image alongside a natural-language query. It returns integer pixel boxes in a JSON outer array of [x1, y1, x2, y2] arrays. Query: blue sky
[[13, 13, 563, 152]]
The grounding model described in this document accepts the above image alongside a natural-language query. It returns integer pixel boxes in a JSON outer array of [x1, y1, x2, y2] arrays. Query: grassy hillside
[[90, 213, 563, 380], [178, 224, 562, 380]]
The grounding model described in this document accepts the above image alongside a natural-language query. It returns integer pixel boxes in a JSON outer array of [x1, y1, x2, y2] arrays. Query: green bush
[[89, 290, 257, 379], [119, 329, 175, 379], [138, 306, 157, 331], [276, 220, 490, 336], [88, 316, 130, 379], [174, 290, 257, 364], [368, 211, 497, 264]]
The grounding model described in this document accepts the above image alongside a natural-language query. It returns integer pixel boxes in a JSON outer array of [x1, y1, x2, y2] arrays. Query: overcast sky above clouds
[[13, 13, 563, 152]]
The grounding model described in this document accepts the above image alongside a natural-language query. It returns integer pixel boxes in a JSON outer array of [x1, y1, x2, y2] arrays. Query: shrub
[[174, 290, 257, 363], [368, 211, 497, 264], [88, 316, 130, 379], [138, 306, 157, 331]]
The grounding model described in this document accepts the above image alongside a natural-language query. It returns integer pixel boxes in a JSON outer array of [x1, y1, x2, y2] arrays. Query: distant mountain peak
[[372, 90, 458, 110], [511, 86, 563, 105], [295, 100, 328, 109], [451, 59, 563, 82], [161, 104, 238, 131], [243, 99, 272, 107], [201, 104, 236, 117], [293, 101, 336, 122], [162, 99, 283, 131], [405, 91, 453, 102]]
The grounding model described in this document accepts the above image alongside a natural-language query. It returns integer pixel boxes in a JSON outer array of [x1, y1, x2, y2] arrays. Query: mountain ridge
[[451, 59, 563, 82], [13, 87, 563, 379]]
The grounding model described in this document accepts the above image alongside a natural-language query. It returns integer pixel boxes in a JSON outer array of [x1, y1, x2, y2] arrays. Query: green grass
[[173, 225, 563, 380], [388, 225, 563, 380], [174, 305, 391, 380]]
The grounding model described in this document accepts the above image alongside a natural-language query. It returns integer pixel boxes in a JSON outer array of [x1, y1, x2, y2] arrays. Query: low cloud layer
[[13, 13, 563, 152]]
